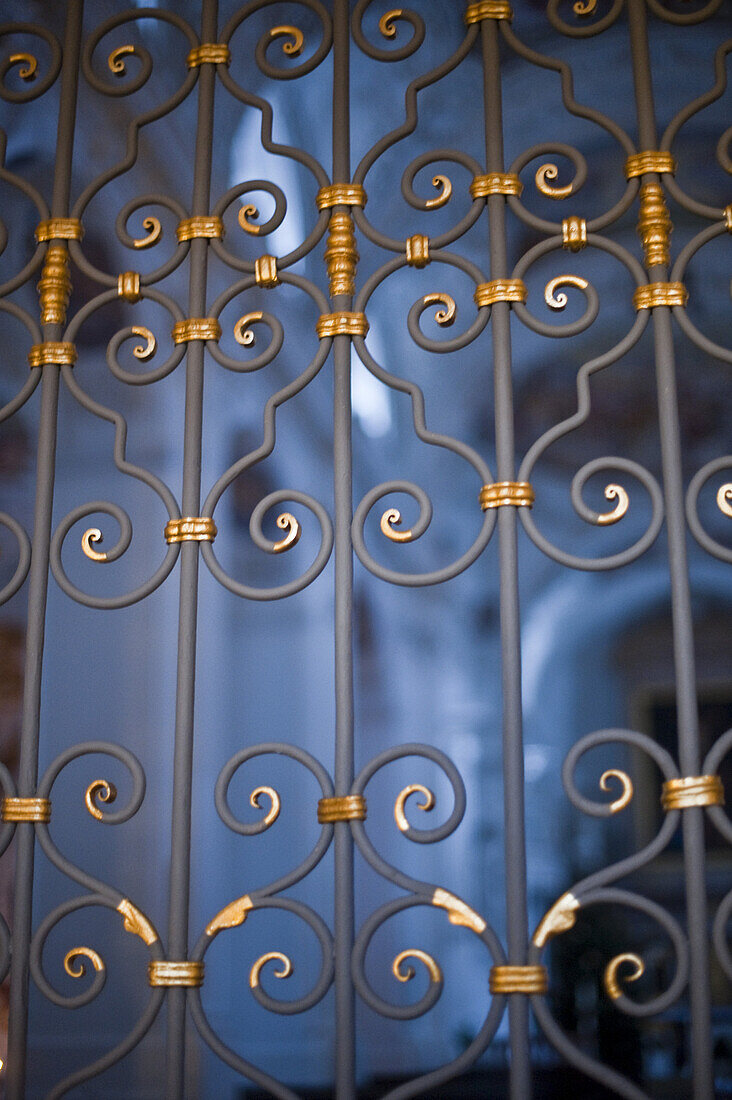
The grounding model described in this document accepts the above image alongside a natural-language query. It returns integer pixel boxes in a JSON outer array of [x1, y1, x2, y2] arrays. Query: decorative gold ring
[[724, 204, 732, 232], [465, 1, 513, 22], [661, 775, 724, 811], [148, 960, 204, 987], [254, 255, 280, 288], [164, 517, 217, 544], [28, 342, 77, 368], [176, 216, 224, 242], [405, 234, 430, 268], [470, 173, 522, 198], [171, 318, 222, 343], [474, 279, 527, 307], [562, 217, 587, 252], [317, 795, 367, 823], [35, 218, 83, 242], [633, 282, 687, 310], [118, 272, 141, 302], [624, 151, 676, 179], [480, 482, 535, 510], [186, 44, 231, 68], [489, 964, 548, 994], [316, 311, 369, 339], [2, 797, 51, 823], [316, 184, 367, 210]]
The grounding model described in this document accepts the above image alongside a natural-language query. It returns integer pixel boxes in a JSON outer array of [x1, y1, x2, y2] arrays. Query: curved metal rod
[[670, 221, 732, 365], [685, 456, 732, 565]]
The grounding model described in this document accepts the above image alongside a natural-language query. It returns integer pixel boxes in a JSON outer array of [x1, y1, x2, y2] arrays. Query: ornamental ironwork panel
[[0, 1, 730, 1097]]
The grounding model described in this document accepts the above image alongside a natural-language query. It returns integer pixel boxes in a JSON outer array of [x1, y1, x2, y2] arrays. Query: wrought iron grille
[[0, 0, 730, 1096]]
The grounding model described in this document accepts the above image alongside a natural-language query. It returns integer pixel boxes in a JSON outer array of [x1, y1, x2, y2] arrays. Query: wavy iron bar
[[661, 775, 724, 811], [470, 172, 522, 198], [35, 218, 83, 242], [1, 798, 51, 823], [27, 342, 77, 368], [148, 961, 204, 987], [464, 1, 513, 23], [186, 44, 231, 68]]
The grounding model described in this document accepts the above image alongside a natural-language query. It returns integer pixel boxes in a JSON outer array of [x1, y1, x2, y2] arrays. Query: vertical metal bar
[[5, 4, 84, 1096], [627, 3, 713, 1096], [164, 2, 218, 1095], [331, 1, 356, 1095], [480, 20, 532, 1100]]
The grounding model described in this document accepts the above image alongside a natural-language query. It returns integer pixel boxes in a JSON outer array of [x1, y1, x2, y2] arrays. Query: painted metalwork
[[0, 1, 729, 1097]]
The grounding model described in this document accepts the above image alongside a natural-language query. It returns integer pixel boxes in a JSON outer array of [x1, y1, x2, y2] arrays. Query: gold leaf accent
[[176, 216, 224, 242], [250, 951, 292, 988], [405, 234, 430, 268], [255, 255, 280, 288], [317, 795, 367, 823], [250, 786, 281, 826], [117, 898, 159, 946], [431, 888, 486, 934], [186, 44, 231, 68], [1, 797, 51, 823], [238, 204, 261, 235], [596, 484, 629, 526], [470, 173, 522, 199], [573, 0, 597, 14], [717, 483, 732, 518], [489, 965, 548, 994], [64, 947, 104, 978], [81, 528, 107, 563], [164, 517, 217, 544], [394, 784, 435, 832], [269, 25, 304, 57], [234, 311, 264, 346], [316, 185, 367, 210], [424, 174, 452, 210], [562, 216, 587, 252], [118, 272, 141, 302], [325, 212, 358, 297], [600, 769, 633, 813], [393, 948, 442, 984], [35, 219, 83, 243], [533, 892, 580, 948], [637, 183, 672, 269], [205, 895, 254, 938], [380, 508, 413, 544], [474, 279, 527, 307], [132, 217, 162, 250], [316, 312, 369, 338], [38, 244, 71, 326], [379, 10, 403, 38], [535, 163, 573, 200], [633, 282, 687, 310], [464, 1, 513, 22], [544, 274, 588, 311], [108, 45, 136, 76], [84, 779, 117, 821], [148, 961, 204, 987], [131, 326, 156, 361], [8, 53, 37, 81], [480, 482, 535, 510], [272, 513, 301, 554], [171, 318, 222, 343], [422, 292, 456, 327], [604, 953, 644, 1001], [624, 151, 676, 179]]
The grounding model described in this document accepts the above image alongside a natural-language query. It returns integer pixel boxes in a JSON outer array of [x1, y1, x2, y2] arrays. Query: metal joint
[[661, 775, 724, 811], [148, 961, 204, 987], [2, 797, 51, 823], [724, 204, 732, 231], [254, 255, 280, 288], [324, 213, 358, 296], [464, 1, 513, 22], [405, 234, 430, 268], [35, 218, 83, 242], [562, 217, 587, 252], [38, 244, 72, 326], [637, 183, 672, 268], [480, 482, 535, 510], [317, 795, 367, 823], [489, 965, 548, 994], [186, 44, 231, 68], [171, 318, 221, 343], [316, 184, 366, 210], [28, 342, 77, 368], [474, 279, 526, 307], [316, 311, 369, 338], [164, 517, 217, 544], [118, 272, 141, 302], [470, 173, 522, 198], [176, 216, 224, 242], [624, 151, 676, 179], [633, 282, 687, 310]]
